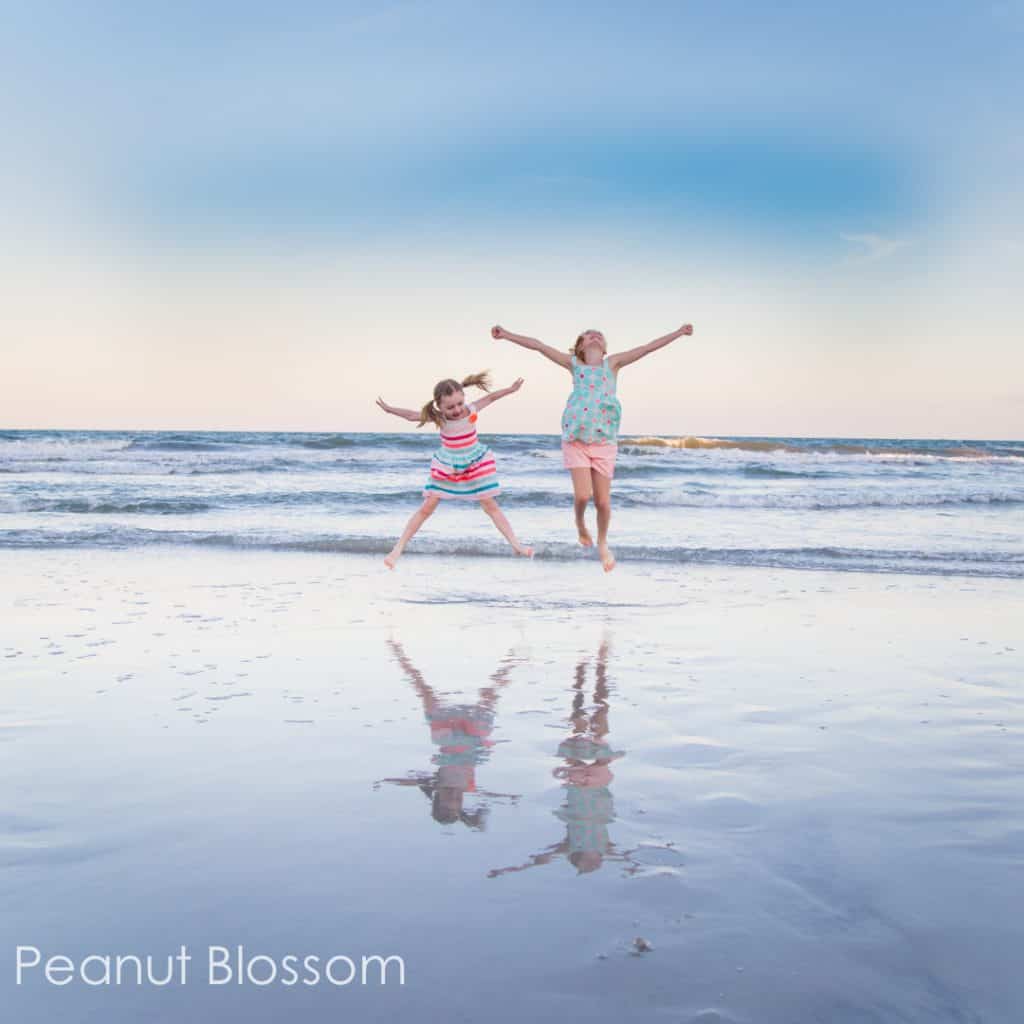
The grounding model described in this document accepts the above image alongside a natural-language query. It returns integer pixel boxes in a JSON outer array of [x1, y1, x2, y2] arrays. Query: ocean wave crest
[[622, 436, 1024, 461], [2, 527, 1021, 578], [4, 485, 1022, 515]]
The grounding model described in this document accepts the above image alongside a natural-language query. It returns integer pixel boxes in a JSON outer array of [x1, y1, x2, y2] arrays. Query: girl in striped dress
[[375, 372, 534, 568]]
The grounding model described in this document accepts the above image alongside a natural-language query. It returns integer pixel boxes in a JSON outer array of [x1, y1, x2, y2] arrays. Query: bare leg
[[480, 498, 533, 557], [592, 469, 615, 572], [385, 496, 441, 568], [569, 468, 594, 547]]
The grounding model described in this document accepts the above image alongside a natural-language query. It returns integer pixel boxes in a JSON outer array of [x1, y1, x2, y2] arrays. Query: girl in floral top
[[492, 323, 694, 571]]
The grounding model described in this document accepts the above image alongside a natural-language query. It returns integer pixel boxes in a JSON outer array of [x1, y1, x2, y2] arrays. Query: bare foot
[[598, 543, 616, 572], [515, 545, 535, 558], [577, 527, 594, 548], [384, 550, 399, 569]]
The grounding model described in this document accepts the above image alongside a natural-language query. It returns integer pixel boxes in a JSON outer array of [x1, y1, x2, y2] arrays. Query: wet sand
[[2, 547, 1022, 1023]]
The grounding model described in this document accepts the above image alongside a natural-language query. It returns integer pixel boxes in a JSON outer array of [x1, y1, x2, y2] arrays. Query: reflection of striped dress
[[424, 403, 501, 500]]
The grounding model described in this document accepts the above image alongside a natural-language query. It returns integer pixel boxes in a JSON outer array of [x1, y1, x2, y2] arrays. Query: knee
[[594, 496, 611, 515], [574, 494, 592, 509]]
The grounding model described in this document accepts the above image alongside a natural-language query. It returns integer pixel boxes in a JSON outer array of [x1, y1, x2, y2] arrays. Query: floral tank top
[[561, 356, 621, 444]]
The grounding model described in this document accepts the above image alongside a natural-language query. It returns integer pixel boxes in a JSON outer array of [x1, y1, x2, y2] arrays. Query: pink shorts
[[561, 440, 618, 479]]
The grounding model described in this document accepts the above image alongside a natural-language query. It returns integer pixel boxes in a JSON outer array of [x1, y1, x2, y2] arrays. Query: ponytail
[[418, 399, 443, 429], [460, 371, 491, 392]]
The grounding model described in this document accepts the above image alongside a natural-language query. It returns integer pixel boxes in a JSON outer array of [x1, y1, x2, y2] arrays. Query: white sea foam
[[2, 430, 1022, 576]]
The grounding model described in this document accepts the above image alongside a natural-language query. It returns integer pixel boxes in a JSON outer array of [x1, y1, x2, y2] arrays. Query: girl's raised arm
[[607, 323, 694, 372], [387, 639, 440, 714], [473, 377, 524, 412], [492, 325, 572, 370], [375, 396, 422, 422], [486, 840, 568, 877]]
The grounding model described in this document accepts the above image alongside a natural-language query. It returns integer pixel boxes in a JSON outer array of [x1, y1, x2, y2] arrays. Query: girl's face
[[579, 330, 607, 359], [438, 389, 468, 420], [573, 850, 604, 874]]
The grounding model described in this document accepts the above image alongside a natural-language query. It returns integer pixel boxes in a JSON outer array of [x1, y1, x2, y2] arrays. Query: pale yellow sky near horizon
[[4, 221, 1022, 440]]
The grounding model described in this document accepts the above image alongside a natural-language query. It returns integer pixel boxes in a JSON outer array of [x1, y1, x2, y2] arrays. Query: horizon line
[[2, 426, 1021, 444]]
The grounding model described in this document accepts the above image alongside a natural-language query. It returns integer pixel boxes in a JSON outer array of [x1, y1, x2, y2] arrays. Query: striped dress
[[424, 402, 501, 500]]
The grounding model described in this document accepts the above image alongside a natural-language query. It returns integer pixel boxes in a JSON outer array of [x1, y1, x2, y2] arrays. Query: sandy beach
[[3, 546, 1022, 1022]]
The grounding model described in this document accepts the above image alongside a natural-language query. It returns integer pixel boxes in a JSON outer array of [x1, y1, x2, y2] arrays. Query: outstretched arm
[[477, 648, 523, 707], [607, 324, 694, 372], [386, 639, 439, 714], [487, 839, 568, 877], [375, 775, 431, 789], [492, 325, 572, 370], [473, 378, 524, 412], [375, 397, 421, 422]]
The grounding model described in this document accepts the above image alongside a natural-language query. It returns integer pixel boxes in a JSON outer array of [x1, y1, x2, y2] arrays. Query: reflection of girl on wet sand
[[489, 640, 635, 876], [375, 639, 520, 829]]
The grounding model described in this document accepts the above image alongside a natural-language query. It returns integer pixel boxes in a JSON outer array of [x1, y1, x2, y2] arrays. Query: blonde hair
[[570, 330, 607, 361], [419, 372, 491, 428]]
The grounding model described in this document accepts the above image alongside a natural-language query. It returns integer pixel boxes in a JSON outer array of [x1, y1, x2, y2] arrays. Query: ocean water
[[1, 429, 1022, 577]]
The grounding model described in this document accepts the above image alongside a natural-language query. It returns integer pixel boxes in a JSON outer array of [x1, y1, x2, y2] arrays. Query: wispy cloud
[[839, 232, 911, 262]]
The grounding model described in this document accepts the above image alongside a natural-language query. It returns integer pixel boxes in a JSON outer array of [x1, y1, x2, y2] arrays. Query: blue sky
[[3, 1, 1022, 436]]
